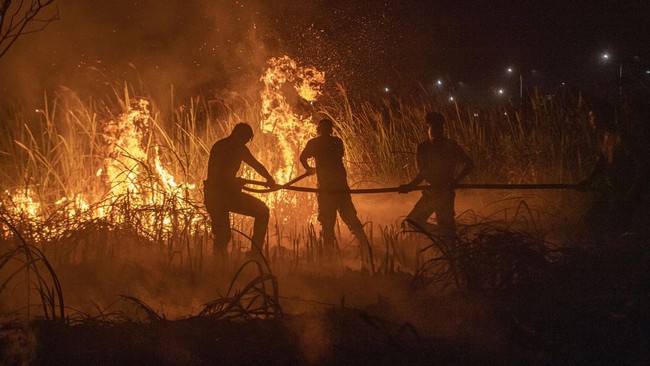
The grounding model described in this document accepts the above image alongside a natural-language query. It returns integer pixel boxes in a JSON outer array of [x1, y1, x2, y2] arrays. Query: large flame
[[260, 55, 325, 183], [1, 55, 323, 242], [1, 99, 200, 241], [253, 56, 325, 224], [96, 99, 198, 236]]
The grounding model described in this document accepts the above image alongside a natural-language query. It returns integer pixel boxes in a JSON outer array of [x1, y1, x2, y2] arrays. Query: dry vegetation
[[1, 82, 648, 365]]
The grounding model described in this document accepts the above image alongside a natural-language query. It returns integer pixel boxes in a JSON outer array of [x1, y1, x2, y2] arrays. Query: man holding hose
[[204, 122, 276, 264], [300, 118, 372, 267], [399, 112, 474, 238]]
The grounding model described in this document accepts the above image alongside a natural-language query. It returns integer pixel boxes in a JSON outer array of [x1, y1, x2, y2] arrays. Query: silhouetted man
[[300, 119, 371, 265], [579, 101, 644, 238], [399, 112, 474, 237], [204, 123, 276, 262]]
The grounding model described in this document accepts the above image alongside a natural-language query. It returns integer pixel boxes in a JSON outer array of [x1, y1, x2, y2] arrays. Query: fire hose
[[241, 173, 581, 194]]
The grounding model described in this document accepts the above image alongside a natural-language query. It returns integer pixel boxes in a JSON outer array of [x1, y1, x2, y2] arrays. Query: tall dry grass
[[1, 81, 596, 241], [0, 81, 597, 317]]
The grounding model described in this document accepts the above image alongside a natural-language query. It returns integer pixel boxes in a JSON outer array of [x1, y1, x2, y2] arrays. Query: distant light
[[473, 113, 479, 117], [646, 70, 650, 74], [449, 96, 454, 102], [507, 67, 513, 73], [602, 53, 610, 60], [498, 88, 504, 95], [436, 79, 443, 86], [561, 82, 566, 85], [504, 112, 508, 116], [383, 87, 391, 93]]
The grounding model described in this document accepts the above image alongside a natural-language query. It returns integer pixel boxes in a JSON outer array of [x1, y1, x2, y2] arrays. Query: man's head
[[316, 118, 334, 136], [231, 122, 254, 144], [425, 112, 445, 140]]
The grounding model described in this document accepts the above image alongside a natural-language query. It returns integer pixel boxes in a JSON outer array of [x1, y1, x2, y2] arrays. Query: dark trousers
[[406, 189, 456, 237], [317, 192, 369, 250], [205, 190, 270, 255]]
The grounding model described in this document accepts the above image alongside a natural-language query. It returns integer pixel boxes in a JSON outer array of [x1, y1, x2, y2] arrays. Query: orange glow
[[1, 56, 324, 242], [260, 55, 324, 184], [255, 56, 325, 222], [2, 99, 201, 241]]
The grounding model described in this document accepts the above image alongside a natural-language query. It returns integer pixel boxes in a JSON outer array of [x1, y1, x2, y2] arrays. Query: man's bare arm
[[454, 151, 474, 184], [243, 149, 276, 185], [299, 142, 316, 175]]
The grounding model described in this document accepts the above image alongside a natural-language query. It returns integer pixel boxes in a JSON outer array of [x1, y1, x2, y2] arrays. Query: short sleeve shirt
[[301, 135, 349, 188], [416, 138, 471, 186]]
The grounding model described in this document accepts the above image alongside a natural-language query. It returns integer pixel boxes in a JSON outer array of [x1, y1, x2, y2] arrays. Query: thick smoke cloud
[[0, 0, 412, 105], [0, 0, 279, 104], [2, 0, 647, 106]]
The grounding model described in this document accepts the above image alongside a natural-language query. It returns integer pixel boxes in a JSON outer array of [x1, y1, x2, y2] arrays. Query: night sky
[[1, 0, 648, 102]]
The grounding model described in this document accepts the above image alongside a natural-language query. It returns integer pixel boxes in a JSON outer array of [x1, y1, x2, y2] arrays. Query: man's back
[[302, 135, 348, 188], [416, 138, 470, 186], [207, 136, 248, 191]]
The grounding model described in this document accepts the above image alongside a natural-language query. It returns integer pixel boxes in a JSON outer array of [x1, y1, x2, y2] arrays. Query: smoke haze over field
[[2, 0, 648, 105], [1, 0, 274, 103], [0, 0, 412, 104]]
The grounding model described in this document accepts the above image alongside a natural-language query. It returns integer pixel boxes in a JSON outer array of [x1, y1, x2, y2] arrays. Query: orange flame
[[2, 56, 324, 242], [260, 55, 325, 183], [254, 56, 325, 224], [2, 99, 201, 241], [96, 99, 198, 236]]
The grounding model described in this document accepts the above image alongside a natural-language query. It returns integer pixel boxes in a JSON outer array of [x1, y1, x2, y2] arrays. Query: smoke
[[2, 0, 649, 108], [0, 0, 276, 105], [0, 0, 438, 107]]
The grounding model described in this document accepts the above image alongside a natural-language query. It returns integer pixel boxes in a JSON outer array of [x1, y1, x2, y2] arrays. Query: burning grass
[[2, 57, 647, 363]]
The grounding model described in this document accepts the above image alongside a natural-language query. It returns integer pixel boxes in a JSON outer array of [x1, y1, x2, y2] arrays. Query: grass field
[[1, 67, 648, 364]]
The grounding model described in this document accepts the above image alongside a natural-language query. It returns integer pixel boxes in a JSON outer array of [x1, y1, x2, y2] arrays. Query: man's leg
[[208, 206, 231, 269], [434, 190, 456, 238], [230, 192, 270, 254], [405, 193, 437, 233], [317, 193, 338, 259], [338, 193, 373, 270]]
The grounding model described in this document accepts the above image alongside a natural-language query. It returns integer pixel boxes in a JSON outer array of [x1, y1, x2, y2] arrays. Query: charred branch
[[0, 0, 59, 59]]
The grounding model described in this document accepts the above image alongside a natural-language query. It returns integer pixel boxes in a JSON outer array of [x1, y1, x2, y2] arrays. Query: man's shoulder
[[210, 138, 224, 151], [303, 137, 317, 148], [212, 137, 245, 152], [417, 138, 462, 151], [311, 135, 342, 146], [417, 140, 434, 149], [443, 137, 462, 147]]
